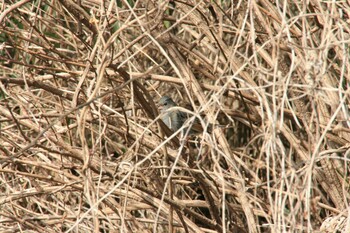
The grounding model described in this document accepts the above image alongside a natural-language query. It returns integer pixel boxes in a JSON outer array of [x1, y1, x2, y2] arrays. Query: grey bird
[[158, 96, 210, 135], [158, 96, 186, 132]]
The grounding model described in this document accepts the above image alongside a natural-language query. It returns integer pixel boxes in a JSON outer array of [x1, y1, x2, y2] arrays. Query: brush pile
[[0, 0, 349, 232]]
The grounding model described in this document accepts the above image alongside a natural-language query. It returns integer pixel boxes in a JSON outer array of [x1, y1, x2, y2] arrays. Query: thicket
[[0, 0, 350, 232]]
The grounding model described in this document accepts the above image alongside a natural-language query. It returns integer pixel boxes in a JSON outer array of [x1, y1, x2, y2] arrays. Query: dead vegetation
[[0, 0, 350, 232]]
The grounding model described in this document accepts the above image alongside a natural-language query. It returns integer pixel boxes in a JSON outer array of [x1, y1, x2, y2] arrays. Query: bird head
[[158, 96, 177, 112]]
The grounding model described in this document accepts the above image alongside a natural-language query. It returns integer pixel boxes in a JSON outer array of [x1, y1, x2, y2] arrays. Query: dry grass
[[0, 0, 350, 232]]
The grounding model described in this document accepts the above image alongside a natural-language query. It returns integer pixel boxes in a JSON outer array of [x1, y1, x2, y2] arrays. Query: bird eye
[[164, 102, 167, 106]]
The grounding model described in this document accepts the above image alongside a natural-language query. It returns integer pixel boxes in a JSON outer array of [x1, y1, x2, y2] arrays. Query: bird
[[157, 96, 210, 135], [158, 95, 186, 132]]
